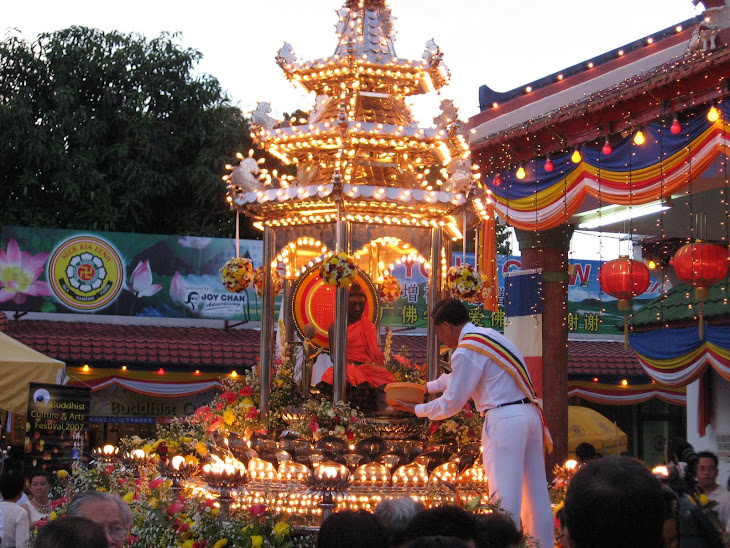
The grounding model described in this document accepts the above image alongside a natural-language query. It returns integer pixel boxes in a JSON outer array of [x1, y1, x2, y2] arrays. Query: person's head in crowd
[[67, 491, 132, 548], [1, 465, 27, 501], [317, 510, 389, 548], [562, 455, 664, 548], [574, 442, 597, 465], [28, 468, 53, 501], [34, 516, 108, 548], [430, 299, 470, 349], [403, 536, 472, 548], [473, 511, 522, 548], [401, 506, 478, 547], [696, 450, 721, 493], [374, 497, 425, 546]]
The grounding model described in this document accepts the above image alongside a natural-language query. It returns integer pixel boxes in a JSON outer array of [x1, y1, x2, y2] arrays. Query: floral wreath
[[220, 257, 254, 293], [319, 252, 357, 288], [379, 274, 401, 303], [253, 266, 283, 297], [447, 264, 483, 303]]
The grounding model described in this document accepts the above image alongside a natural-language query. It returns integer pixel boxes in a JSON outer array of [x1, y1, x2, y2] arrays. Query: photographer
[[660, 439, 726, 548]]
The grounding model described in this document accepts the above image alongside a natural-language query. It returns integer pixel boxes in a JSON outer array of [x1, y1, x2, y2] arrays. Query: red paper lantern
[[598, 257, 651, 311], [672, 242, 728, 301]]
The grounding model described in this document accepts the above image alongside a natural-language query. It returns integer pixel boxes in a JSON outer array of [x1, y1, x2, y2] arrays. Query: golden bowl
[[384, 382, 426, 406]]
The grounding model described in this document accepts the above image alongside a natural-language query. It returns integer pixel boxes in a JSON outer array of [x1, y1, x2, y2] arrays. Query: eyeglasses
[[105, 524, 129, 541]]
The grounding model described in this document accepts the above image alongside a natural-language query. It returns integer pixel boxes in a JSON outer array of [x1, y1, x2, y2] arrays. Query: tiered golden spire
[[226, 0, 486, 235]]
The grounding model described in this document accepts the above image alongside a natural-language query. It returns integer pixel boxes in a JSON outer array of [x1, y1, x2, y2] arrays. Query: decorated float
[[46, 2, 503, 545]]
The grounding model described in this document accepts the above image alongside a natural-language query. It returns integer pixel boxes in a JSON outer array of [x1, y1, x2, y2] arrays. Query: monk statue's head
[[347, 282, 367, 324]]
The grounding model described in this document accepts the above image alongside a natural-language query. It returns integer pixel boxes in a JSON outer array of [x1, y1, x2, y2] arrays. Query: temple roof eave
[[279, 57, 446, 96]]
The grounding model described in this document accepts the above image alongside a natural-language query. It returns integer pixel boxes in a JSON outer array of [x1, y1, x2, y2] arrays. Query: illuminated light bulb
[[708, 106, 720, 122], [83, 364, 90, 372], [592, 377, 599, 382], [544, 158, 554, 172], [633, 130, 645, 145], [516, 166, 526, 180], [648, 260, 657, 270], [231, 370, 238, 378], [157, 368, 165, 375], [621, 379, 628, 386], [571, 149, 582, 163], [121, 365, 127, 371], [670, 117, 681, 134], [194, 369, 200, 375], [602, 138, 612, 155]]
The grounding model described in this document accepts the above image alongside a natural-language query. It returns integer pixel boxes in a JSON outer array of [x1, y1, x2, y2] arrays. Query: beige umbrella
[[0, 331, 66, 414], [568, 405, 628, 456]]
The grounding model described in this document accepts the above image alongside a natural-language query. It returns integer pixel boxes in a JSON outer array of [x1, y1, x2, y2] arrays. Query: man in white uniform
[[392, 298, 554, 547]]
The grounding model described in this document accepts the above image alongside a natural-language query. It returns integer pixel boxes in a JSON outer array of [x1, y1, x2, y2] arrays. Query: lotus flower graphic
[[0, 239, 53, 305]]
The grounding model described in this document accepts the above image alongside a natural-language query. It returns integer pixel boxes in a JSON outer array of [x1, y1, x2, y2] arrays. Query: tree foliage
[[0, 27, 256, 238]]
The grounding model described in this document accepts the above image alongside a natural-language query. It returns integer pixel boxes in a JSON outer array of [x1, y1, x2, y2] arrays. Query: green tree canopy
[[0, 27, 258, 238]]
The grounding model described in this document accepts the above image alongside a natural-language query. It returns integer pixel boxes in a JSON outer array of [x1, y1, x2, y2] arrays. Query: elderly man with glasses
[[68, 491, 132, 547]]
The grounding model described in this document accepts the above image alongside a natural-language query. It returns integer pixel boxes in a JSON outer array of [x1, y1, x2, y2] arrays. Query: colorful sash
[[459, 332, 554, 453]]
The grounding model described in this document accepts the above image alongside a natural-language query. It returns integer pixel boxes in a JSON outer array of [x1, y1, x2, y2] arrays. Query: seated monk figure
[[320, 282, 395, 388]]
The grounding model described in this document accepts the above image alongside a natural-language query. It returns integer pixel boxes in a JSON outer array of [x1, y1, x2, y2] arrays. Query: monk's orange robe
[[321, 317, 395, 388]]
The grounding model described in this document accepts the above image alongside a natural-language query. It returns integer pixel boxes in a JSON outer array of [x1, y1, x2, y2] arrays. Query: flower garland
[[427, 402, 482, 448], [447, 264, 483, 303], [253, 266, 283, 297], [319, 252, 357, 288], [286, 399, 370, 442], [477, 273, 493, 304], [220, 257, 254, 293], [379, 274, 401, 303]]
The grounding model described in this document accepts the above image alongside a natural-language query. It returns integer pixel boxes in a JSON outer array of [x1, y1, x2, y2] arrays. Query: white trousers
[[482, 403, 554, 548]]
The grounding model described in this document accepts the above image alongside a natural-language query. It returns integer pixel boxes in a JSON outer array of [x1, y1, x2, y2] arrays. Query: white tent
[[0, 331, 66, 414]]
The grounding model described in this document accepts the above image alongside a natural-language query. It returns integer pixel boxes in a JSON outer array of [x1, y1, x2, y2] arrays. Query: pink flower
[[51, 497, 68, 509], [169, 271, 185, 302], [309, 421, 319, 433], [249, 503, 267, 517], [245, 407, 259, 419], [220, 391, 237, 404], [149, 478, 164, 489], [238, 386, 253, 396], [126, 260, 161, 297], [177, 236, 212, 250], [0, 239, 52, 305], [167, 501, 185, 516]]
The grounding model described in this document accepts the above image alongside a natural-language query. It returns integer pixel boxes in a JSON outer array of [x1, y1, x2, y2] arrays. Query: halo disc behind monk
[[291, 264, 379, 351]]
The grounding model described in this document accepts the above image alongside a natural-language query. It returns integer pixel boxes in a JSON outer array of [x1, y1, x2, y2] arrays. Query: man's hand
[[389, 400, 417, 414]]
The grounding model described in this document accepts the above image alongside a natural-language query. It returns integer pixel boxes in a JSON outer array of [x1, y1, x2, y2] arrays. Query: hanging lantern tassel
[[699, 301, 705, 341]]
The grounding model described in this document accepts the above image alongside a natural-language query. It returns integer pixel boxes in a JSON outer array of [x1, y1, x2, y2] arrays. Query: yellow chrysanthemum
[[273, 521, 290, 537], [179, 436, 193, 443], [181, 541, 194, 548], [223, 409, 236, 425], [195, 442, 209, 456], [149, 497, 159, 508], [213, 539, 229, 548], [251, 536, 263, 548], [49, 511, 57, 520], [56, 470, 68, 479], [122, 491, 135, 503], [184, 455, 199, 466], [142, 444, 153, 455]]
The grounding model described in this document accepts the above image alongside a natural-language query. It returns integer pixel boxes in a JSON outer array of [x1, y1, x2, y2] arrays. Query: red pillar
[[515, 226, 573, 475]]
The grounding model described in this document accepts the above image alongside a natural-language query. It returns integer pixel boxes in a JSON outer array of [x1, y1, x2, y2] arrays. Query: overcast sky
[[5, 0, 700, 123], [3, 1, 702, 258]]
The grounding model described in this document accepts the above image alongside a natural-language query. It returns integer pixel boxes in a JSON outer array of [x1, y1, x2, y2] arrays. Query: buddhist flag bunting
[[504, 269, 543, 397]]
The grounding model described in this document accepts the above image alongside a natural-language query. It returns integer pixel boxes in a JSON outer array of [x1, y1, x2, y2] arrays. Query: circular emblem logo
[[48, 236, 124, 311]]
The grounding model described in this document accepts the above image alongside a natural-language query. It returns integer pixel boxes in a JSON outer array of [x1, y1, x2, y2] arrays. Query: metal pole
[[427, 227, 443, 382], [333, 218, 350, 403], [259, 227, 275, 423]]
